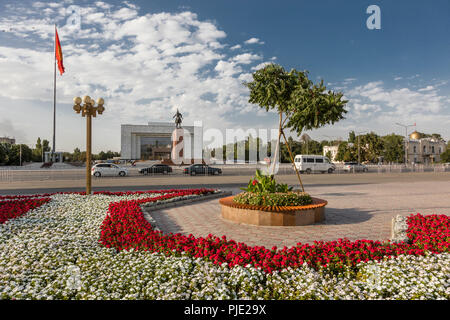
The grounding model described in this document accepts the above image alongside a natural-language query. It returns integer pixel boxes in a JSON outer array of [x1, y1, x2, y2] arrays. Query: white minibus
[[294, 155, 335, 174]]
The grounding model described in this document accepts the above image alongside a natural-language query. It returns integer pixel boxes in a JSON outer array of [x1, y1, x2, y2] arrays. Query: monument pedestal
[[171, 128, 185, 164]]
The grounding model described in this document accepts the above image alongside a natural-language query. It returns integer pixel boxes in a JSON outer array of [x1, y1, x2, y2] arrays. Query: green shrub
[[241, 169, 292, 193], [233, 191, 313, 207]]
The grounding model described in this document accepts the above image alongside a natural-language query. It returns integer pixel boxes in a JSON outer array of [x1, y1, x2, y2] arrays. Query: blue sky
[[141, 0, 450, 81], [0, 0, 449, 152]]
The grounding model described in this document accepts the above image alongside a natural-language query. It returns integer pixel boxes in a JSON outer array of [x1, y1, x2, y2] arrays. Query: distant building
[[323, 145, 339, 162], [407, 131, 447, 164], [0, 137, 15, 144], [121, 122, 203, 160]]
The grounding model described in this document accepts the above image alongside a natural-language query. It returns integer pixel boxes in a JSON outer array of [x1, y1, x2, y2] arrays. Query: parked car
[[343, 162, 368, 172], [294, 155, 336, 174], [184, 164, 222, 175], [139, 164, 172, 175], [91, 163, 128, 177]]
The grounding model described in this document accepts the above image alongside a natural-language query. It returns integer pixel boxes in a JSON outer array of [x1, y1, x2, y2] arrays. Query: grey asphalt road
[[0, 171, 448, 195]]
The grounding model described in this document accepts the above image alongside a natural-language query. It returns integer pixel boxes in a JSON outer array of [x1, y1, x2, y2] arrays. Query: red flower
[[0, 198, 50, 224]]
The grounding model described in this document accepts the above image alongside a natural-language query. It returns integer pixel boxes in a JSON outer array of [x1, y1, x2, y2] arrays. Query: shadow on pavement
[[321, 207, 373, 225], [319, 192, 367, 197]]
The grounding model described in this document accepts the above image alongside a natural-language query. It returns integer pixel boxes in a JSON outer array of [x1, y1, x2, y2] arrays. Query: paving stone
[[144, 180, 450, 248]]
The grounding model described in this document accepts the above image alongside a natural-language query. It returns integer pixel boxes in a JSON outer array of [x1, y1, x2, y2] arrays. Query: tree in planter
[[245, 63, 348, 191]]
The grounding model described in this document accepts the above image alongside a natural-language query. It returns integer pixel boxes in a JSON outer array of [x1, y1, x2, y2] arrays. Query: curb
[[141, 190, 232, 210], [140, 191, 232, 231]]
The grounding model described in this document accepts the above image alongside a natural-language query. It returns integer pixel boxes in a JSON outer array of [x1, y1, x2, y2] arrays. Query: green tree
[[441, 142, 450, 163], [301, 139, 322, 155], [335, 142, 357, 162], [431, 133, 443, 141], [415, 132, 443, 140], [0, 143, 13, 165], [382, 133, 404, 163], [245, 63, 348, 191], [348, 130, 356, 143], [16, 144, 32, 164], [0, 143, 7, 164], [0, 144, 32, 165], [35, 137, 42, 151], [32, 137, 44, 162], [42, 139, 50, 153], [359, 132, 384, 163], [72, 148, 82, 162]]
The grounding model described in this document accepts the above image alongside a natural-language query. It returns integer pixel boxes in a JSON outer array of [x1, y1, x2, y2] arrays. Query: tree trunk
[[270, 112, 283, 175], [281, 130, 305, 192]]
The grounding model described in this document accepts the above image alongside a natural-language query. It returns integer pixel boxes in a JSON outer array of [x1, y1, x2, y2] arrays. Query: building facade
[[0, 137, 15, 144], [406, 131, 446, 164], [121, 122, 203, 160]]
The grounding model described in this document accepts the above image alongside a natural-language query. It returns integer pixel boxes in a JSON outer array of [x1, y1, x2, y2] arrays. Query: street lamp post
[[395, 123, 415, 165], [73, 96, 105, 195]]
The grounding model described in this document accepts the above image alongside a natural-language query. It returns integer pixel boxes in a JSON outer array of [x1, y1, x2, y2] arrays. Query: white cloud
[[0, 2, 272, 152], [340, 81, 450, 139], [418, 85, 434, 92], [230, 44, 241, 50], [244, 37, 264, 45], [349, 81, 444, 114], [95, 2, 112, 10], [231, 53, 261, 65], [111, 7, 138, 21], [251, 62, 272, 71]]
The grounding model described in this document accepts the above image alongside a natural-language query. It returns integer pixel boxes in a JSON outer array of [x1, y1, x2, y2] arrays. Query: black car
[[184, 164, 222, 175], [139, 164, 172, 175]]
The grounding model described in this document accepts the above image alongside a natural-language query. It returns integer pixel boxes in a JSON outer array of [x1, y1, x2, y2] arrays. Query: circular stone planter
[[219, 196, 327, 226]]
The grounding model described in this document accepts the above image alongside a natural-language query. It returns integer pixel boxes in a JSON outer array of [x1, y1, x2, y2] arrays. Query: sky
[[0, 0, 449, 153]]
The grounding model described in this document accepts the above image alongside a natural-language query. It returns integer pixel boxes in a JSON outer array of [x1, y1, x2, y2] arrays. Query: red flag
[[55, 27, 65, 75]]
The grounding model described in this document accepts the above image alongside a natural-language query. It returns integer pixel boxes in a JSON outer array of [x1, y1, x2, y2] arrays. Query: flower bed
[[100, 194, 449, 273], [0, 190, 448, 299], [0, 197, 50, 224]]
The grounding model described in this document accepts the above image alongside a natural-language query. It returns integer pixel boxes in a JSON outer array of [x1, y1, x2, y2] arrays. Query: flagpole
[[52, 24, 57, 163]]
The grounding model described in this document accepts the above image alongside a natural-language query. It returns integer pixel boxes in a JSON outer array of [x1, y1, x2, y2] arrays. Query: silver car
[[343, 162, 368, 172], [91, 163, 128, 177]]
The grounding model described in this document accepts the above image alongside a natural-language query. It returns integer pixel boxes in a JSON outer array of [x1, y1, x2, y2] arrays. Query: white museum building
[[120, 122, 203, 161]]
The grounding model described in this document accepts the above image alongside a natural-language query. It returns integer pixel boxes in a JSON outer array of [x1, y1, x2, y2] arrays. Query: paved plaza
[[148, 179, 450, 248], [0, 171, 448, 248]]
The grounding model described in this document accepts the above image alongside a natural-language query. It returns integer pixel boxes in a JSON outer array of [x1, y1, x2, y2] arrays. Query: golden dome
[[409, 131, 421, 140]]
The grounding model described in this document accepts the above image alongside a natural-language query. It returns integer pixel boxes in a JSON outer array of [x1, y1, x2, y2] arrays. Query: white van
[[294, 155, 335, 174]]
